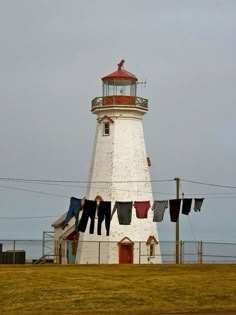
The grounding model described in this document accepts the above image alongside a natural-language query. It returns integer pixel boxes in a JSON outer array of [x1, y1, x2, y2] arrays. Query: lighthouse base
[[75, 235, 162, 264]]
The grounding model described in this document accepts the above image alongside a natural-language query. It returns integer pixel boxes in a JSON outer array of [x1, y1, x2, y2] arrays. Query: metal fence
[[0, 239, 236, 264]]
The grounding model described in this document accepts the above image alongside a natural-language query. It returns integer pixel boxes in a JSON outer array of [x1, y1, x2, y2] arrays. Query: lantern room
[[102, 59, 137, 97], [91, 60, 148, 111]]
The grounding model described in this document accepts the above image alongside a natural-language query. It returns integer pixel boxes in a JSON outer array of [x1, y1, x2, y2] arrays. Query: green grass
[[0, 264, 236, 314]]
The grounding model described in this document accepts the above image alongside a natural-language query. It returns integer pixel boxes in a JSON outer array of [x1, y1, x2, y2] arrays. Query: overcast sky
[[0, 0, 236, 243]]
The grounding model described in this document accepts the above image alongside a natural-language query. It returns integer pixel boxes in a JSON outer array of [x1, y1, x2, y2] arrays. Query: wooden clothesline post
[[174, 177, 180, 264]]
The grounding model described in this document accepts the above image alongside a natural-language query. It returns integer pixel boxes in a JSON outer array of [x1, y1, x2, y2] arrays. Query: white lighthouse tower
[[76, 60, 161, 264]]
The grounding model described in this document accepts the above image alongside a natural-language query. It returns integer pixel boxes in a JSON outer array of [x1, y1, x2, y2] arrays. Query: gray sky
[[0, 0, 236, 242]]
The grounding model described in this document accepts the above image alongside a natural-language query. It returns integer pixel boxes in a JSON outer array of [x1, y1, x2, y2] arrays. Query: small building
[[51, 213, 78, 264]]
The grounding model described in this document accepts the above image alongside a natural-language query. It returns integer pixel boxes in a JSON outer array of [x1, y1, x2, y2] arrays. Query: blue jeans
[[64, 197, 81, 232]]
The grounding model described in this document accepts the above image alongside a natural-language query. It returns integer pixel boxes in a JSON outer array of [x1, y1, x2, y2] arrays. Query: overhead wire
[[2, 176, 236, 191], [0, 177, 173, 184], [1, 182, 236, 198], [181, 179, 236, 189], [0, 215, 60, 220], [1, 177, 236, 220], [1, 178, 236, 200], [0, 183, 175, 198], [0, 184, 69, 198]]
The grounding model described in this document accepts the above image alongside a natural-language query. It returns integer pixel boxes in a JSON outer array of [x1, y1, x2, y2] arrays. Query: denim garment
[[64, 197, 81, 232]]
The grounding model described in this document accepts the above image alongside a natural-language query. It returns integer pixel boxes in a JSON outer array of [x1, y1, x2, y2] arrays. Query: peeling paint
[[76, 108, 161, 264]]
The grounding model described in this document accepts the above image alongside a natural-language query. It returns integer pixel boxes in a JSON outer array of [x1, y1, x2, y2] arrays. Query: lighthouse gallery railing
[[91, 96, 148, 111]]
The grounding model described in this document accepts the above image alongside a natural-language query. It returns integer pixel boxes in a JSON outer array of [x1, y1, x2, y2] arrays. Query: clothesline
[[63, 197, 204, 237]]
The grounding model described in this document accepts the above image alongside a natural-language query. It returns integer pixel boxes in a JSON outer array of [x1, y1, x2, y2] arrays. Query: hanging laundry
[[97, 201, 111, 236], [133, 201, 151, 219], [78, 199, 97, 234], [152, 200, 168, 222], [111, 201, 133, 225], [182, 198, 192, 215], [169, 199, 182, 222], [63, 197, 82, 231], [194, 198, 204, 212]]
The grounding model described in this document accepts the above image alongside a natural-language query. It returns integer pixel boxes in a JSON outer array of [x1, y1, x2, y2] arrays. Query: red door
[[119, 244, 133, 264]]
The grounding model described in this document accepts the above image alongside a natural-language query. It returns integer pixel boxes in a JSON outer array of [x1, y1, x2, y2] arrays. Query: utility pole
[[174, 177, 180, 264]]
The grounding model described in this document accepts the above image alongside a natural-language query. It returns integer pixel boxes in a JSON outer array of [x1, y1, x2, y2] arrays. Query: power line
[[3, 184, 236, 197], [0, 185, 69, 198], [183, 192, 236, 195], [0, 179, 174, 195], [0, 184, 174, 199], [2, 176, 236, 189], [0, 215, 60, 220], [181, 179, 236, 189], [1, 183, 236, 199], [0, 179, 85, 188], [0, 181, 175, 198], [1, 177, 236, 202], [2, 176, 236, 190], [204, 196, 236, 200], [0, 177, 173, 184]]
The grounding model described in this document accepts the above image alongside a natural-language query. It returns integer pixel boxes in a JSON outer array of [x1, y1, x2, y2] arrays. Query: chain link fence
[[0, 239, 236, 264]]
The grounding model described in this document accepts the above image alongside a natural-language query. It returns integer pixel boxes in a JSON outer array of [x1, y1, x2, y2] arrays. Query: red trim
[[146, 235, 158, 245], [102, 96, 135, 106], [95, 195, 103, 201], [67, 230, 77, 240], [118, 237, 134, 244], [102, 60, 137, 81], [98, 115, 114, 124], [147, 157, 151, 166]]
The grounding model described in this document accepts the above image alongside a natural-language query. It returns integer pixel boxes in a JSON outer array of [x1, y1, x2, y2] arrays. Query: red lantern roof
[[102, 60, 137, 81]]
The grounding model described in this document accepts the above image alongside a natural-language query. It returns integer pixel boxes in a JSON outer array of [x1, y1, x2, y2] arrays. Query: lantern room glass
[[103, 80, 136, 97]]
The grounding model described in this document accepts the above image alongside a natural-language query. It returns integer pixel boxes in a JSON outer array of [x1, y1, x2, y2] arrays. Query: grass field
[[0, 264, 236, 314]]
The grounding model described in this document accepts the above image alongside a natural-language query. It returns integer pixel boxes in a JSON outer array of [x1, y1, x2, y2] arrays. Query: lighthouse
[[76, 60, 161, 264]]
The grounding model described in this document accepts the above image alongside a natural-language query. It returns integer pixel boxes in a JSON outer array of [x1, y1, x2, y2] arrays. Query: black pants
[[97, 201, 111, 236], [78, 199, 97, 234], [169, 199, 181, 222], [182, 198, 192, 215]]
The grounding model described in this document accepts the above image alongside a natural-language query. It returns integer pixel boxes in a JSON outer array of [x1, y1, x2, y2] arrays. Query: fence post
[[198, 241, 203, 264], [13, 240, 16, 264], [139, 242, 141, 264], [98, 241, 100, 264], [42, 231, 45, 257], [180, 240, 183, 264]]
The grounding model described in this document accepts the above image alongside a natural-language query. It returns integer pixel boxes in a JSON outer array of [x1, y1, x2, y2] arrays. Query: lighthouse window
[[108, 84, 114, 96], [150, 244, 155, 257], [103, 122, 110, 136]]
